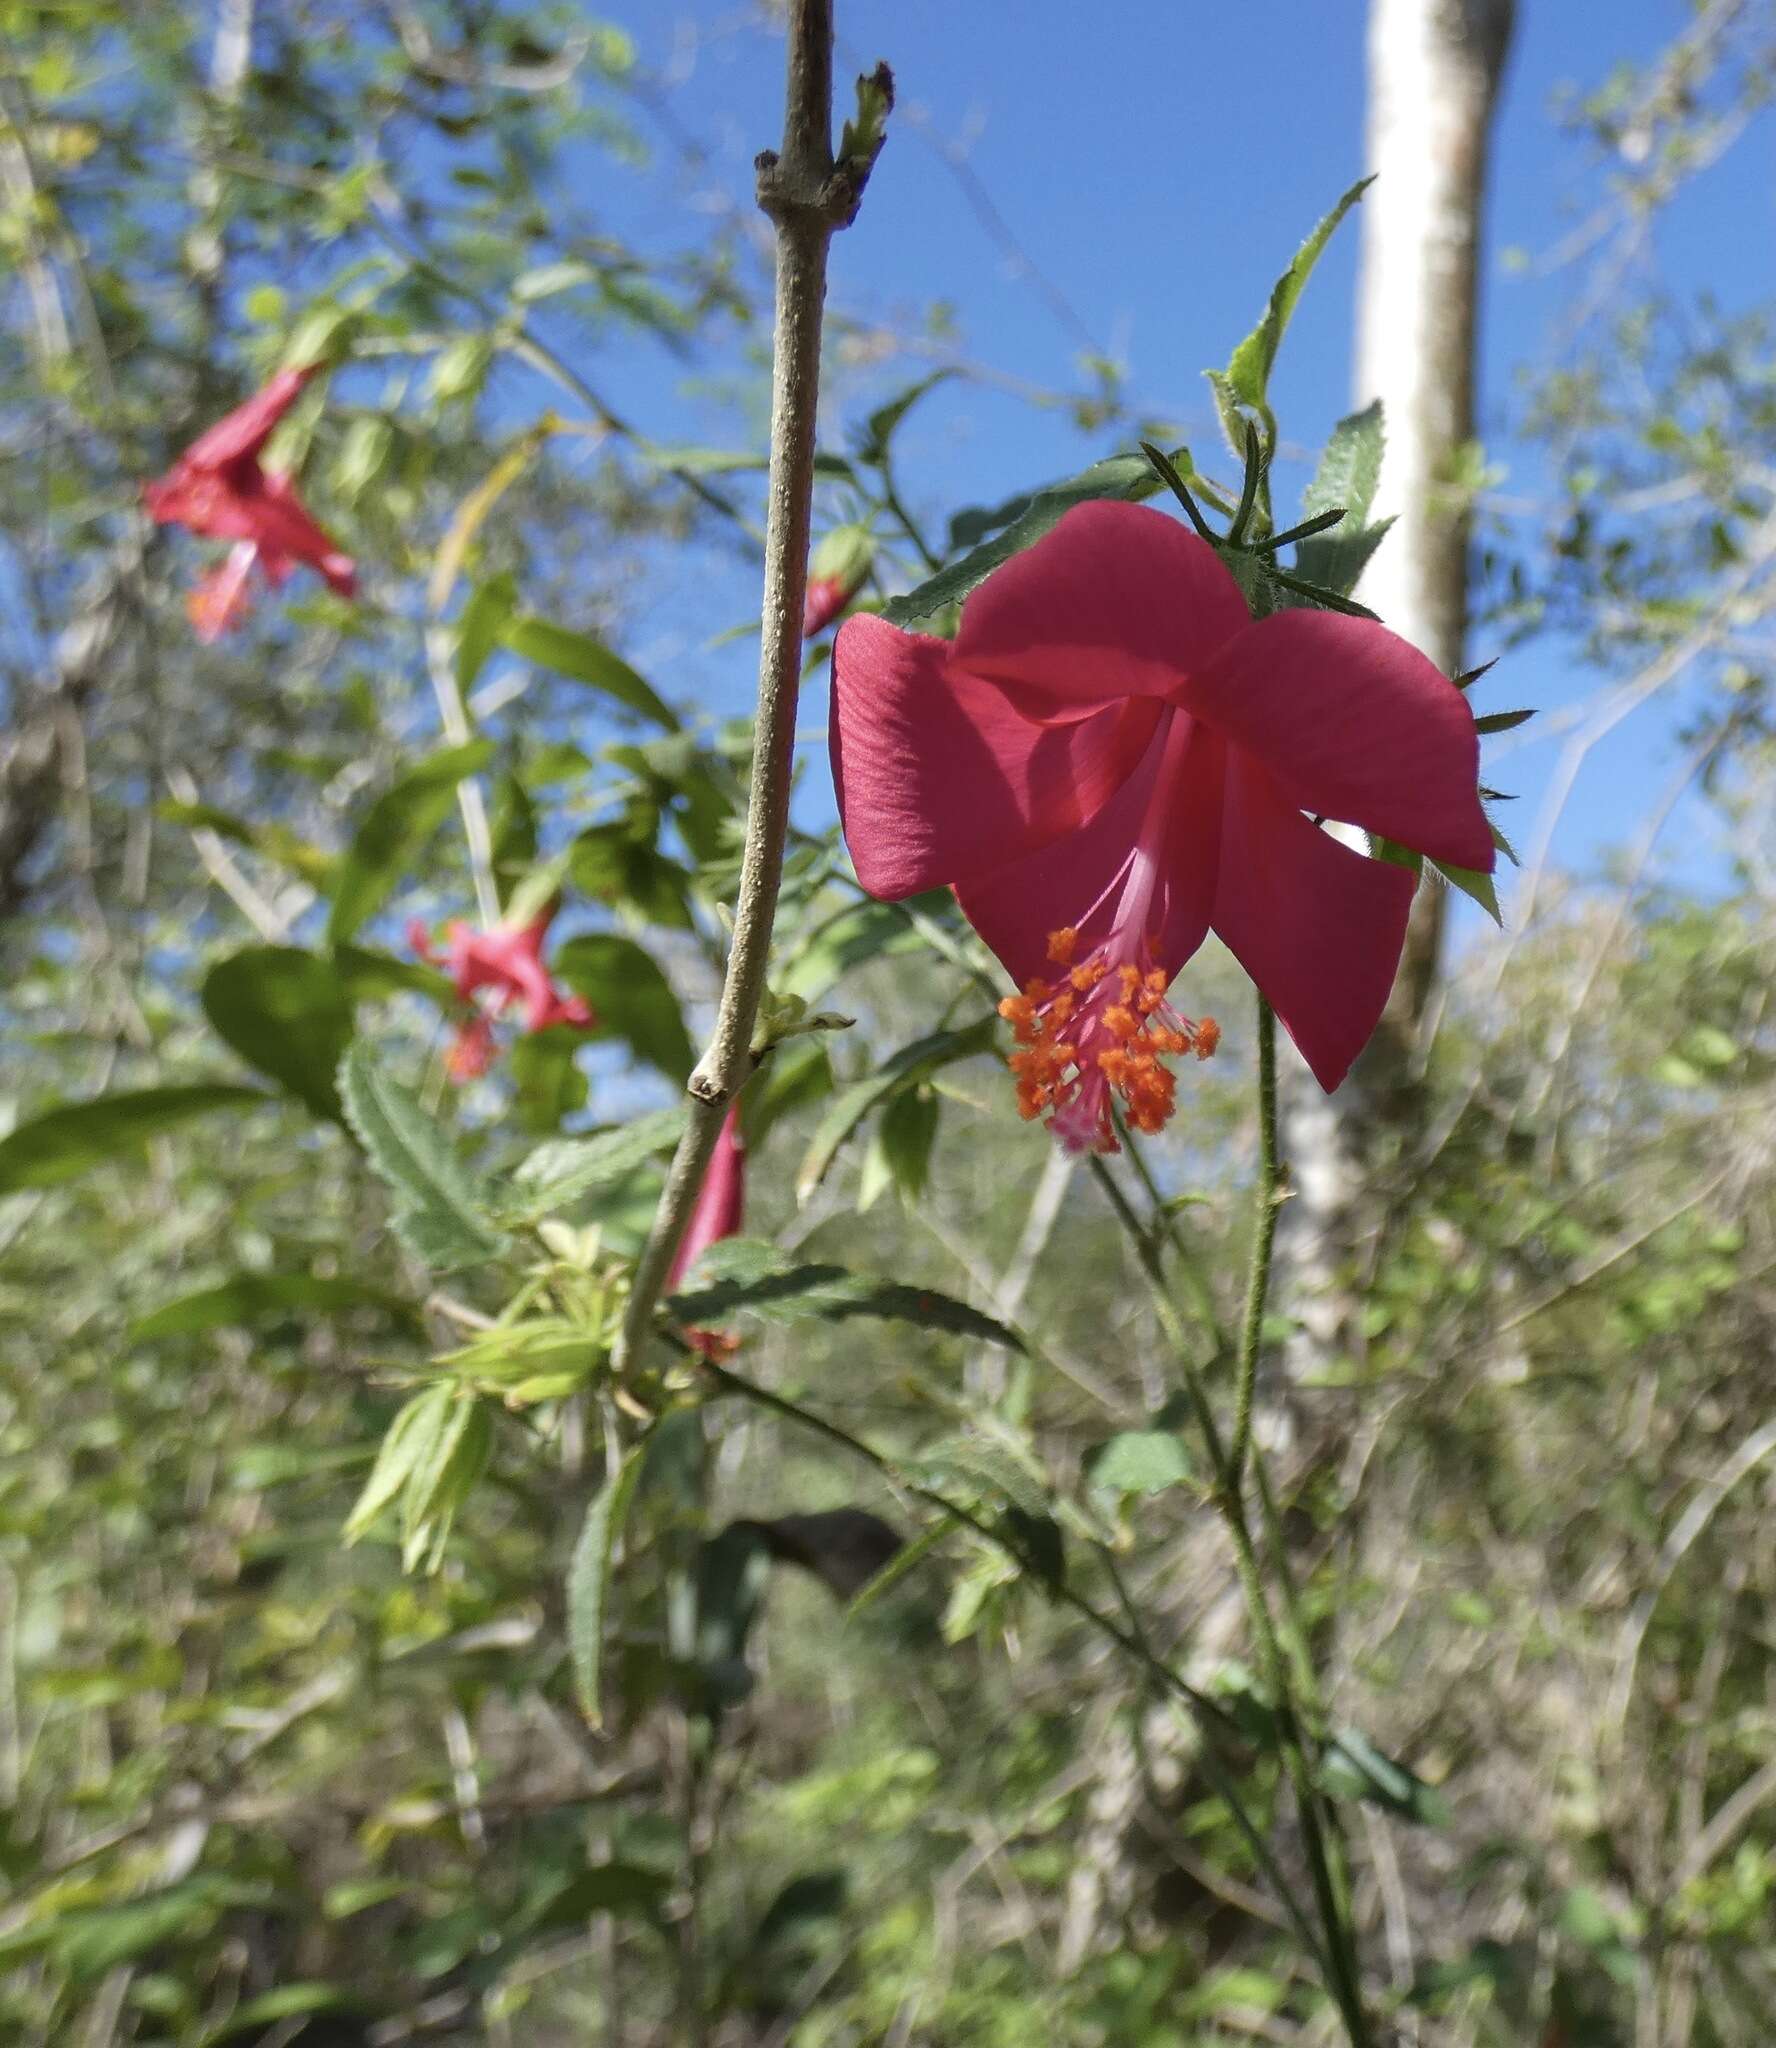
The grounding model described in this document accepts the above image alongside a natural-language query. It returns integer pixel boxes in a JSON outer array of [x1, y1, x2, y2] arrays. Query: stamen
[[999, 925, 1220, 1152]]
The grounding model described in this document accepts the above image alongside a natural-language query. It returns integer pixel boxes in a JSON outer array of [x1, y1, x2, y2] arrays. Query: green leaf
[[669, 1239, 1023, 1350], [338, 1045, 508, 1268], [1320, 1727, 1452, 1827], [568, 1442, 651, 1726], [327, 739, 497, 944], [508, 1106, 687, 1219], [1302, 402, 1385, 526], [455, 570, 518, 691], [1293, 515, 1394, 601], [401, 1394, 492, 1571], [201, 946, 355, 1121], [205, 1984, 349, 2040], [881, 454, 1165, 627], [796, 1018, 997, 1199], [1474, 707, 1535, 734], [500, 616, 678, 729], [1222, 177, 1373, 427], [1432, 857, 1502, 925], [0, 1084, 266, 1195], [855, 368, 957, 468], [132, 1273, 406, 1341], [344, 1384, 454, 1542], [530, 1861, 669, 1934], [876, 1086, 939, 1202], [553, 933, 694, 1083], [1086, 1429, 1195, 1500]]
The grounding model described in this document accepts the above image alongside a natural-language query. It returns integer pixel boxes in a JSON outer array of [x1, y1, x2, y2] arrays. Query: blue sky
[[558, 2, 1774, 915]]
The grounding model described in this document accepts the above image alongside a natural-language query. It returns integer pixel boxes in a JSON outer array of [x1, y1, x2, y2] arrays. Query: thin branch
[[613, 5, 889, 1375]]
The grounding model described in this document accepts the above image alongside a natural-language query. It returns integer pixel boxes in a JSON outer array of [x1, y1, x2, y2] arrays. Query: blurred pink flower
[[146, 365, 356, 640]]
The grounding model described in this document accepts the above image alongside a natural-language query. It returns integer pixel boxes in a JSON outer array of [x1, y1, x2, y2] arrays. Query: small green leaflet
[[881, 453, 1170, 627], [342, 1383, 492, 1572], [1320, 1726, 1452, 1828], [338, 1045, 508, 1269], [667, 1239, 1024, 1351], [0, 1084, 266, 1196], [854, 367, 957, 469], [796, 1016, 997, 1200], [567, 1441, 650, 1726], [1218, 176, 1374, 445], [327, 739, 497, 944]]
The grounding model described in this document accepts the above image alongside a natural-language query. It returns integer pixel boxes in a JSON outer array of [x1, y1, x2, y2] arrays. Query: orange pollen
[[999, 926, 1222, 1153]]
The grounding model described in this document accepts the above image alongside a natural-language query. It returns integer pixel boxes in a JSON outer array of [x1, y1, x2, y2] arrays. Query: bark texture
[[1279, 0, 1516, 1392]]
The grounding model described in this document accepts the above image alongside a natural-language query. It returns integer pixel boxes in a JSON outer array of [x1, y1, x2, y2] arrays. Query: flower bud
[[802, 525, 875, 638]]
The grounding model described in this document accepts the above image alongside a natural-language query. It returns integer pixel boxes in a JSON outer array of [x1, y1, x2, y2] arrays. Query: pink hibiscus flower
[[145, 365, 357, 641], [829, 500, 1493, 1152], [408, 908, 595, 1080]]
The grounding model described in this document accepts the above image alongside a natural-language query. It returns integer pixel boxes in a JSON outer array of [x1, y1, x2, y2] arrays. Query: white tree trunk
[[1279, 0, 1515, 1397]]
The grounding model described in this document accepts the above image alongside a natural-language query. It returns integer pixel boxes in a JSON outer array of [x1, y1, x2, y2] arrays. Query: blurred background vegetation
[[4, 3, 1776, 2044]]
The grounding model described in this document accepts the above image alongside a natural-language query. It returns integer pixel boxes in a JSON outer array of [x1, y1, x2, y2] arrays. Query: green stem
[[700, 1358, 1330, 1973], [1229, 995, 1280, 1490]]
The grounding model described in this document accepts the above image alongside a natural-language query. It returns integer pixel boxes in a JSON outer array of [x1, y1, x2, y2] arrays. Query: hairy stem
[[1229, 995, 1281, 1487], [612, 2, 888, 1376]]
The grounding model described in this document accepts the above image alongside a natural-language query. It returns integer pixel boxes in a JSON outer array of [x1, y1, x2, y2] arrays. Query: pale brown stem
[[611, 4, 888, 1375]]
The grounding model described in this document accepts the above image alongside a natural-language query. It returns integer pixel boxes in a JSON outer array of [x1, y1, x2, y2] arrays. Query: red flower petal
[[180, 365, 314, 470], [957, 709, 1222, 990], [1180, 608, 1492, 872], [953, 501, 1250, 721], [667, 1101, 746, 1294], [1209, 753, 1416, 1092], [831, 611, 1163, 899]]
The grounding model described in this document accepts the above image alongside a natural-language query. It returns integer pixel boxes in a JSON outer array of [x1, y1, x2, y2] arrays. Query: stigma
[[997, 925, 1218, 1153]]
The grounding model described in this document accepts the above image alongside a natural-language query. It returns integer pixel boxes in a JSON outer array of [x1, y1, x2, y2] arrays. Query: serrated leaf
[[568, 1442, 651, 1726], [0, 1084, 266, 1196], [202, 946, 355, 1121], [553, 934, 694, 1083], [881, 454, 1164, 627], [500, 616, 678, 730], [796, 1017, 997, 1200], [1474, 707, 1534, 734], [1302, 402, 1384, 526], [1293, 515, 1393, 601], [344, 1384, 454, 1542], [132, 1273, 406, 1341], [338, 1045, 508, 1269], [668, 1240, 1023, 1350], [1222, 177, 1373, 424], [508, 1106, 687, 1219], [327, 740, 497, 944]]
